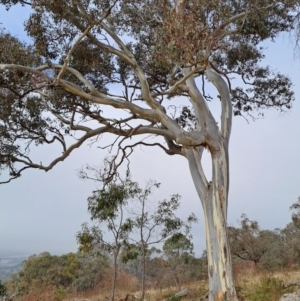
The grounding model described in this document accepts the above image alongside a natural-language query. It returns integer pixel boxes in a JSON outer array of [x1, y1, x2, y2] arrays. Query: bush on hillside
[[0, 279, 7, 296]]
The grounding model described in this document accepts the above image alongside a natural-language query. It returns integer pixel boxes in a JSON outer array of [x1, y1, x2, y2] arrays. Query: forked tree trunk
[[186, 145, 238, 301]]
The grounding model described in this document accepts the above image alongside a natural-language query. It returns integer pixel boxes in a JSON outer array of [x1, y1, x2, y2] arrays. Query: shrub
[[247, 276, 292, 301], [54, 286, 66, 301], [0, 279, 7, 296]]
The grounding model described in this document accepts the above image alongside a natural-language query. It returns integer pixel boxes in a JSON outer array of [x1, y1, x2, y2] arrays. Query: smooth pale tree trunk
[[183, 63, 238, 299], [173, 0, 239, 293], [141, 249, 146, 301], [184, 66, 238, 301], [186, 143, 238, 301], [111, 252, 118, 301]]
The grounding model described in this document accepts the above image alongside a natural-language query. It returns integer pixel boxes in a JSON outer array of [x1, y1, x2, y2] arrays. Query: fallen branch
[[2, 295, 15, 301], [162, 288, 192, 301], [284, 281, 300, 289]]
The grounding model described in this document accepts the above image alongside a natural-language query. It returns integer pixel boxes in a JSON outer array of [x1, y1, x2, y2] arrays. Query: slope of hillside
[[0, 256, 25, 281]]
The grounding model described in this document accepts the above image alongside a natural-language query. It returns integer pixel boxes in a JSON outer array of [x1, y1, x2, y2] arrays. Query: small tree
[[163, 233, 194, 258], [279, 197, 300, 266], [228, 214, 280, 267], [163, 233, 194, 289], [78, 173, 196, 299], [281, 222, 300, 266], [76, 179, 134, 301], [124, 181, 197, 300]]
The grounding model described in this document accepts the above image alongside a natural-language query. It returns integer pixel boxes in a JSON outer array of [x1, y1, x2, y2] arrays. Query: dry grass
[[132, 281, 208, 301], [233, 263, 300, 301], [16, 265, 300, 301], [60, 277, 208, 301]]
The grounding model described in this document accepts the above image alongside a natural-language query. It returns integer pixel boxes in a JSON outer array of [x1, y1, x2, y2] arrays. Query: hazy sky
[[1, 4, 300, 258]]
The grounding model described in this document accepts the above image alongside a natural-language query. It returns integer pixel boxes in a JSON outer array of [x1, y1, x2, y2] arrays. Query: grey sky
[[0, 4, 300, 258]]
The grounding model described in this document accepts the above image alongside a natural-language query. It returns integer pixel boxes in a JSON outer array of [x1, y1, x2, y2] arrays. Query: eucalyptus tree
[[0, 0, 298, 300], [123, 180, 196, 300], [76, 179, 134, 301], [228, 214, 283, 268], [279, 197, 300, 266], [163, 233, 194, 289], [163, 233, 194, 259]]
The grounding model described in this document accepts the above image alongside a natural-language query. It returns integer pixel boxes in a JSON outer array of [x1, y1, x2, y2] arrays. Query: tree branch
[[67, 16, 187, 140], [205, 66, 232, 143], [152, 66, 204, 98], [184, 147, 208, 201], [184, 67, 218, 133], [56, 25, 92, 81]]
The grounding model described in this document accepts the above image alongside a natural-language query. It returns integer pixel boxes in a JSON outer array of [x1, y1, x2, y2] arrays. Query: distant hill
[[0, 256, 26, 281]]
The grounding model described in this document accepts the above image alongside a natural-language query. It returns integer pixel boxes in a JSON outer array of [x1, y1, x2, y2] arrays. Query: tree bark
[[111, 252, 118, 301], [186, 144, 238, 301], [141, 248, 146, 301], [184, 66, 237, 301]]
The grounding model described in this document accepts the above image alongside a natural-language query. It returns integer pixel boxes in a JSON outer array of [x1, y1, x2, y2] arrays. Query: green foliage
[[163, 234, 195, 288], [0, 279, 7, 296], [76, 223, 103, 254], [54, 286, 66, 301], [163, 233, 194, 259], [0, 0, 298, 182], [72, 254, 110, 292], [9, 251, 110, 295], [78, 176, 197, 299], [120, 243, 140, 264], [18, 252, 80, 288], [87, 183, 130, 221], [281, 222, 300, 266], [228, 205, 300, 270], [0, 0, 299, 297], [78, 177, 196, 258], [228, 214, 285, 268], [247, 276, 291, 301], [77, 177, 139, 301], [278, 199, 300, 266], [77, 179, 135, 255]]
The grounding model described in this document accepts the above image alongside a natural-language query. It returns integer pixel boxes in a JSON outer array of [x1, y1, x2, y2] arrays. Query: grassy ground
[[233, 266, 300, 301], [18, 266, 300, 301]]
